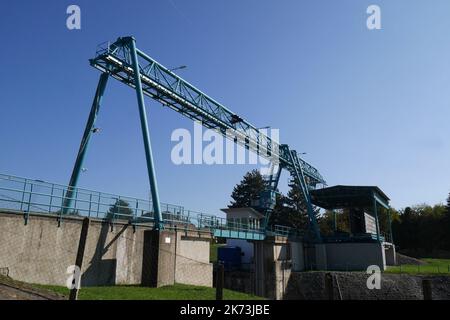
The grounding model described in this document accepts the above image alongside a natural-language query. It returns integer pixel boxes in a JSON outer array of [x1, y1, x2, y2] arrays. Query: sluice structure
[[0, 37, 396, 298]]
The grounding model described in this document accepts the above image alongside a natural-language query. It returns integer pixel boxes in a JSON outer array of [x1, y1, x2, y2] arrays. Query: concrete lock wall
[[0, 212, 81, 286], [315, 244, 328, 270], [254, 236, 294, 300], [291, 241, 305, 271], [325, 242, 386, 271], [175, 234, 213, 287], [0, 212, 212, 287]]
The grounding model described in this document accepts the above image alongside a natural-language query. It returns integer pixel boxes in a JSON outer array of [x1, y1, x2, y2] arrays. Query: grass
[[386, 258, 450, 274], [36, 283, 265, 300]]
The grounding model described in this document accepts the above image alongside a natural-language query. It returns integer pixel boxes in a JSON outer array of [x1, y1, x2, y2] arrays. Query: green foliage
[[107, 199, 133, 220], [444, 193, 450, 250], [229, 170, 318, 232], [318, 209, 350, 236], [447, 193, 450, 212], [392, 202, 450, 256], [229, 170, 267, 208], [269, 181, 314, 230], [54, 209, 81, 216]]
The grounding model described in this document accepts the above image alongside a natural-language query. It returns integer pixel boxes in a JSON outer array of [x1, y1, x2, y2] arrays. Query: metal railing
[[198, 214, 266, 235], [0, 173, 208, 228], [0, 173, 296, 238], [267, 224, 305, 238]]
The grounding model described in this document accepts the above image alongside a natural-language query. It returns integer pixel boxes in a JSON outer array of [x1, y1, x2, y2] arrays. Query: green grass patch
[[386, 258, 450, 274], [36, 283, 265, 300]]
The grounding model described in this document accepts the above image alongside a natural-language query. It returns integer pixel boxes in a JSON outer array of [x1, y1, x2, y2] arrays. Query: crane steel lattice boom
[[90, 37, 325, 186], [66, 36, 325, 240]]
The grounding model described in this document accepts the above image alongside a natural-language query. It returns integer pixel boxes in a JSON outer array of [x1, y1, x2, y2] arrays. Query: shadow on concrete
[[81, 222, 128, 286]]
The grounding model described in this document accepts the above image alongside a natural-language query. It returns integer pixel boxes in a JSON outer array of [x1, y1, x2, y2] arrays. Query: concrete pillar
[[254, 241, 266, 297], [315, 244, 328, 270], [254, 236, 293, 300], [69, 217, 90, 300], [291, 241, 305, 271], [141, 230, 176, 287], [384, 243, 397, 266]]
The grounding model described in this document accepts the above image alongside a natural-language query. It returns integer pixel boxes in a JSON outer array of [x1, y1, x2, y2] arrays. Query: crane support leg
[[286, 148, 322, 242], [63, 72, 109, 214], [127, 37, 163, 230], [261, 163, 282, 230]]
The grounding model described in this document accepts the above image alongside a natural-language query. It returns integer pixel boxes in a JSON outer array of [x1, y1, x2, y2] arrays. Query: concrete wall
[[223, 270, 254, 294], [290, 239, 390, 272], [315, 244, 328, 270], [291, 241, 305, 271], [175, 234, 213, 287], [0, 212, 212, 287], [0, 212, 103, 286], [254, 236, 293, 300], [384, 243, 397, 266], [141, 230, 177, 287], [325, 242, 386, 271]]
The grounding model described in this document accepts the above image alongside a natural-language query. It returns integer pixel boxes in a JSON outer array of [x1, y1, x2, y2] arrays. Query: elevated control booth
[[310, 186, 396, 270]]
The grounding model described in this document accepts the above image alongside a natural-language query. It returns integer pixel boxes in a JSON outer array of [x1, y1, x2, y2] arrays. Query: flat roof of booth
[[310, 185, 390, 210]]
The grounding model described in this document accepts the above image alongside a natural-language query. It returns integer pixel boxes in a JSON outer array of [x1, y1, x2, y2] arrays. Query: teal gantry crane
[[64, 36, 326, 240]]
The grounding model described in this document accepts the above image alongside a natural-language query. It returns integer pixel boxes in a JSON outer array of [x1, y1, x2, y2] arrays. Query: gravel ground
[[0, 284, 50, 300], [284, 272, 450, 300], [0, 276, 65, 300]]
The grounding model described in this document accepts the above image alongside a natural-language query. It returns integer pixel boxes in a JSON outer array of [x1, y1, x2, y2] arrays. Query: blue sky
[[0, 0, 449, 216]]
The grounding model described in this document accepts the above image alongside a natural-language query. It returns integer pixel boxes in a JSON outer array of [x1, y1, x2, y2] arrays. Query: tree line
[[391, 201, 450, 257]]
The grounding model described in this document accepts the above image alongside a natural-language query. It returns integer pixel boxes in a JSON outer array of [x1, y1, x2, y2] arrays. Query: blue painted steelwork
[[89, 37, 325, 185], [0, 173, 176, 224], [284, 145, 322, 241], [1, 173, 291, 240], [198, 213, 266, 240], [266, 224, 305, 238], [64, 37, 164, 230], [128, 37, 163, 230], [213, 230, 265, 241], [63, 73, 109, 214], [88, 36, 326, 239]]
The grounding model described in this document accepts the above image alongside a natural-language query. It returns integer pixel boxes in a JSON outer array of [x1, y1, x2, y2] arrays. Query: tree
[[229, 170, 319, 233], [447, 193, 450, 212], [267, 178, 324, 235], [269, 180, 310, 230], [107, 199, 133, 220], [229, 170, 267, 208], [391, 203, 449, 257], [268, 193, 292, 227], [443, 193, 450, 250], [318, 209, 350, 236]]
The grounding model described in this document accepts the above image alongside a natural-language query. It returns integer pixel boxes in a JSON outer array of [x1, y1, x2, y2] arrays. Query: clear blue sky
[[0, 0, 449, 216]]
